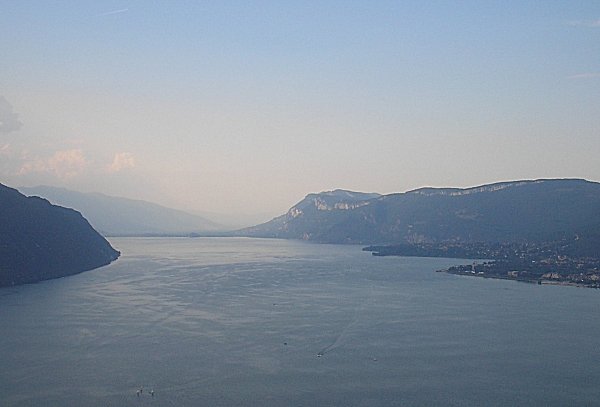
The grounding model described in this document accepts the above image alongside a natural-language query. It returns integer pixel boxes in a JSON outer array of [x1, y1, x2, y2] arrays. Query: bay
[[1, 237, 599, 406]]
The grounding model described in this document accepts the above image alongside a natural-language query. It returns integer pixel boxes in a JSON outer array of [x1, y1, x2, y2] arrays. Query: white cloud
[[0, 96, 23, 133], [19, 149, 88, 179], [107, 152, 136, 173], [568, 72, 600, 79]]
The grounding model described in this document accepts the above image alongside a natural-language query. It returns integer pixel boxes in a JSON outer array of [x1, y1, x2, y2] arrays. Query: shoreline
[[439, 269, 600, 289]]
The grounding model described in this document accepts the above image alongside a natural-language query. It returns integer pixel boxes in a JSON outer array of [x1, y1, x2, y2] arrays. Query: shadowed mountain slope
[[0, 183, 120, 287]]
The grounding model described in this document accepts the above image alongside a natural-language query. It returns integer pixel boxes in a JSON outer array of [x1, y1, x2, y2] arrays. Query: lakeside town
[[441, 256, 600, 288], [365, 241, 600, 288]]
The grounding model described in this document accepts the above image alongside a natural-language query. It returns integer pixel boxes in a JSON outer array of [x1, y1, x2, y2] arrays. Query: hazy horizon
[[2, 1, 599, 219], [11, 177, 600, 228]]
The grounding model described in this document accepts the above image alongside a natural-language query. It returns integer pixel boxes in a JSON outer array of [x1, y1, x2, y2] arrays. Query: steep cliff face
[[0, 183, 120, 287]]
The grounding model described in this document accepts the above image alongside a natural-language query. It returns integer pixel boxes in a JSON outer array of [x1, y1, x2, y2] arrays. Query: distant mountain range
[[237, 179, 600, 255], [0, 183, 120, 287], [19, 186, 223, 236]]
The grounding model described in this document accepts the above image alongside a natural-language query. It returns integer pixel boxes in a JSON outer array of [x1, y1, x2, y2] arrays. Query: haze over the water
[[1, 1, 599, 222]]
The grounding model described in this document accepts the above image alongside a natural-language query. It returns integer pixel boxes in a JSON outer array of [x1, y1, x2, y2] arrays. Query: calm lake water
[[1, 237, 599, 406]]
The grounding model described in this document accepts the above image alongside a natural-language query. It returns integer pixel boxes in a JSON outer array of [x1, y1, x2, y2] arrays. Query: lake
[[1, 237, 599, 406]]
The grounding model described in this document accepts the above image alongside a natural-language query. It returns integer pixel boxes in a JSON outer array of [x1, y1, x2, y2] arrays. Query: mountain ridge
[[237, 179, 600, 255], [19, 185, 223, 236], [405, 178, 588, 197]]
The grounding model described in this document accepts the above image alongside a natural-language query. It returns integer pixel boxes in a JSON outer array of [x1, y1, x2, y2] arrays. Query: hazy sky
[[1, 1, 599, 220]]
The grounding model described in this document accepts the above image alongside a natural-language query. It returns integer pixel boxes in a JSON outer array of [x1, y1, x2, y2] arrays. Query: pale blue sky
[[1, 1, 599, 220]]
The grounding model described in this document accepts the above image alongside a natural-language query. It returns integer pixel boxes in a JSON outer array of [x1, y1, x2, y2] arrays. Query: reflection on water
[[1, 237, 599, 406]]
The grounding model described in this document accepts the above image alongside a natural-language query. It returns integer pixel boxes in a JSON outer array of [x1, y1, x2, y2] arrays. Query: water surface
[[1, 237, 599, 406]]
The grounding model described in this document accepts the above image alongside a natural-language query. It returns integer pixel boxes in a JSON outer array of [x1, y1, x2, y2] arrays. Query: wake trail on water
[[317, 282, 375, 357], [317, 316, 360, 356]]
